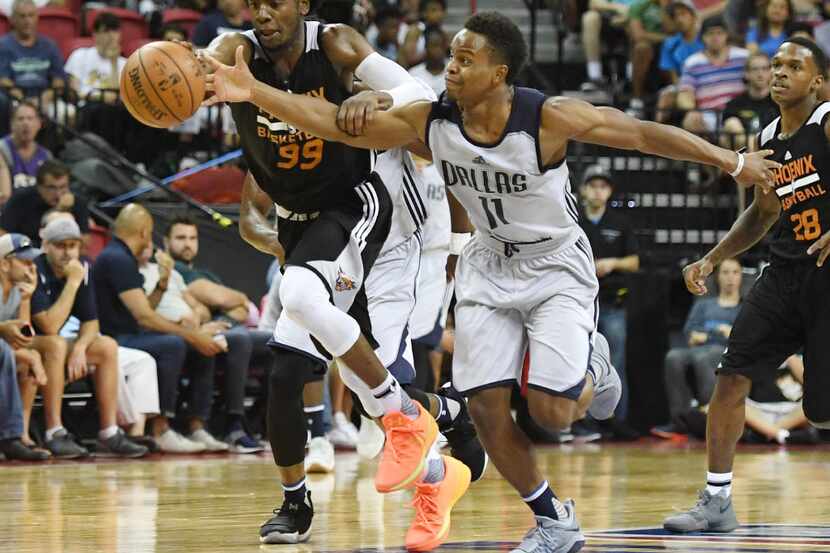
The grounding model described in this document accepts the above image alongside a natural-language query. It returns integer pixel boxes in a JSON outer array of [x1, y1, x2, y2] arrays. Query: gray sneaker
[[97, 430, 149, 458], [587, 333, 622, 421], [510, 500, 585, 553], [663, 489, 739, 533], [46, 429, 89, 459]]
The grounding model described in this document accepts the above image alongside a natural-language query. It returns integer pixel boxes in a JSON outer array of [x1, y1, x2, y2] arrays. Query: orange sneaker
[[375, 402, 438, 493], [405, 455, 471, 552]]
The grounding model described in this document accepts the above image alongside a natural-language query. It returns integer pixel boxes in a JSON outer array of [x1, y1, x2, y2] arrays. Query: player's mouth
[[259, 28, 280, 39], [771, 81, 788, 92]]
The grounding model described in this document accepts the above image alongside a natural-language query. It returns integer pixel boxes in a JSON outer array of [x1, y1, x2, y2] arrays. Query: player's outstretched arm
[[202, 46, 426, 150], [542, 97, 782, 190]]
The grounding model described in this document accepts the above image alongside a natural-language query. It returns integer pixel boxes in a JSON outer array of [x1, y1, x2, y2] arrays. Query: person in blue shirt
[[192, 0, 252, 47], [746, 0, 793, 57], [655, 0, 704, 123]]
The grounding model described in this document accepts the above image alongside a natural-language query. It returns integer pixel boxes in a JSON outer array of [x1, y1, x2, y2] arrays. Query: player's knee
[[279, 266, 328, 324], [269, 354, 311, 401], [712, 373, 752, 404], [528, 397, 577, 432]]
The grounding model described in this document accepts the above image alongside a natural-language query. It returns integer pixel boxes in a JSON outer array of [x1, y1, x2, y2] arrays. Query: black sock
[[283, 478, 307, 505], [304, 405, 325, 439], [523, 481, 565, 520]]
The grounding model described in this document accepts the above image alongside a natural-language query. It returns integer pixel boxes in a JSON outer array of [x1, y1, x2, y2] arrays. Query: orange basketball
[[120, 41, 205, 129]]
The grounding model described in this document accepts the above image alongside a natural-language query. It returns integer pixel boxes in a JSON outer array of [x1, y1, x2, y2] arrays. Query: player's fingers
[[201, 95, 220, 107], [235, 44, 246, 67], [807, 233, 829, 255], [347, 104, 360, 136], [201, 52, 222, 70], [356, 104, 369, 134]]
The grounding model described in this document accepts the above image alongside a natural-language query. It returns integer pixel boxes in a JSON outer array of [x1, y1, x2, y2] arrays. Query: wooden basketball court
[[1, 441, 828, 552]]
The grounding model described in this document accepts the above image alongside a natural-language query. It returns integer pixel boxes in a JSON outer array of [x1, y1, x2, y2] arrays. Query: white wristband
[[449, 232, 472, 256], [728, 152, 745, 178]]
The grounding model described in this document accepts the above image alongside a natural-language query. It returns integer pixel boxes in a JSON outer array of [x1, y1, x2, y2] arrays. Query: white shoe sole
[[260, 525, 312, 544]]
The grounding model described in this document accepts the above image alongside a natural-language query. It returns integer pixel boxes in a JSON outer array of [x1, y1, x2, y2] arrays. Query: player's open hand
[[202, 45, 254, 105], [337, 90, 393, 136], [732, 150, 781, 192], [807, 230, 830, 266], [682, 257, 714, 295]]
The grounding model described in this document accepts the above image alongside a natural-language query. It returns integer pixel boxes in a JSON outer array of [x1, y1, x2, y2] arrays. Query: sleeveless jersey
[[426, 87, 582, 257], [230, 23, 370, 213], [371, 148, 428, 253], [759, 101, 830, 263]]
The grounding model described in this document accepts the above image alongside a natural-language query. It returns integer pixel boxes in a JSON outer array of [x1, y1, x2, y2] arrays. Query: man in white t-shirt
[[407, 26, 448, 97], [64, 12, 125, 103]]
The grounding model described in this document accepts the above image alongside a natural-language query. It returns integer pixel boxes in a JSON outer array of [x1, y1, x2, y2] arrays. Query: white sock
[[336, 360, 384, 418], [706, 471, 732, 497], [98, 425, 119, 440], [371, 373, 418, 419], [446, 397, 461, 420], [775, 429, 790, 444], [630, 97, 644, 109], [421, 441, 445, 484], [587, 61, 602, 81], [45, 426, 65, 442]]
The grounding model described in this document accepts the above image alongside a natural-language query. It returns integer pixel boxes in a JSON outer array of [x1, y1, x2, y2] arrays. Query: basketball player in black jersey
[[205, 11, 783, 552], [195, 0, 478, 549], [661, 37, 830, 534]]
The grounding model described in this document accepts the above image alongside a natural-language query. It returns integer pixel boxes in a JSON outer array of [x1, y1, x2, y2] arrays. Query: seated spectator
[[0, 153, 9, 206], [0, 0, 74, 124], [0, 232, 76, 457], [655, 0, 703, 122], [627, 0, 671, 116], [0, 0, 62, 15], [65, 13, 125, 105], [27, 218, 148, 458], [399, 0, 447, 68], [407, 26, 448, 96], [93, 204, 226, 454], [0, 102, 51, 191], [652, 257, 742, 437], [746, 0, 793, 58], [368, 6, 403, 61], [192, 0, 251, 47], [720, 53, 778, 150], [675, 16, 748, 134], [580, 0, 634, 92], [1, 160, 89, 246], [160, 22, 188, 42], [139, 244, 265, 453], [0, 337, 48, 460]]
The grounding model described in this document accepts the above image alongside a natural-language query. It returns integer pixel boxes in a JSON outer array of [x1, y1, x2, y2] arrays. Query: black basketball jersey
[[759, 101, 830, 262], [229, 23, 370, 213]]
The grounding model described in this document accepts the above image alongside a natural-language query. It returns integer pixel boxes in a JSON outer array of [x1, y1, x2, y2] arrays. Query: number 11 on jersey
[[480, 196, 510, 229]]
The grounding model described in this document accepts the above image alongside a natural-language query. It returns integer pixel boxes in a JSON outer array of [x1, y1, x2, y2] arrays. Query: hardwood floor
[[1, 441, 828, 552]]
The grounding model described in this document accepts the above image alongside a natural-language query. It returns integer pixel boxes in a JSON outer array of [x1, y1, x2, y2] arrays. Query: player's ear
[[493, 64, 508, 85]]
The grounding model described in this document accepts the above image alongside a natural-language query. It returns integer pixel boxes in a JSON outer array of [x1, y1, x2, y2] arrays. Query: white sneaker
[[156, 429, 207, 454], [356, 415, 385, 459], [189, 429, 230, 452], [334, 412, 360, 444], [305, 436, 335, 473], [327, 427, 357, 449]]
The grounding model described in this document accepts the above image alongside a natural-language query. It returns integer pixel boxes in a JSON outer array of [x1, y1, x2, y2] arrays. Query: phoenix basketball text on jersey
[[760, 101, 830, 260], [256, 87, 325, 146]]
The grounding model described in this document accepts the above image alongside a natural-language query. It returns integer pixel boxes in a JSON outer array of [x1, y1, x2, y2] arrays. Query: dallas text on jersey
[[440, 160, 528, 195]]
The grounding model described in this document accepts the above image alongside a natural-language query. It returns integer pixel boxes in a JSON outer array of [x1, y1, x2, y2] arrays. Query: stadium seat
[[85, 7, 148, 46], [123, 37, 154, 57], [36, 8, 79, 57], [161, 8, 203, 38], [85, 221, 111, 261], [61, 36, 94, 61], [0, 14, 8, 35]]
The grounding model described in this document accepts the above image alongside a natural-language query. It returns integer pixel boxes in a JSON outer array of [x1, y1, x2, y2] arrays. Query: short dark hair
[[93, 12, 120, 32], [10, 100, 39, 120], [464, 11, 527, 84], [374, 6, 401, 25], [787, 21, 814, 38], [36, 159, 70, 186], [419, 0, 446, 13], [159, 22, 188, 41], [167, 213, 198, 237], [782, 36, 828, 77]]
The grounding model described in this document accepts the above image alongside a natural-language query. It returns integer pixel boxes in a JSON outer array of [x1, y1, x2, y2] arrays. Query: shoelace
[[671, 490, 711, 517], [410, 483, 440, 527], [383, 422, 421, 464]]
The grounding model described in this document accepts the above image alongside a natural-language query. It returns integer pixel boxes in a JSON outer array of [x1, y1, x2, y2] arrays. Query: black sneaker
[[437, 383, 488, 482], [46, 429, 89, 459], [259, 492, 313, 544], [0, 439, 50, 461], [97, 430, 149, 458]]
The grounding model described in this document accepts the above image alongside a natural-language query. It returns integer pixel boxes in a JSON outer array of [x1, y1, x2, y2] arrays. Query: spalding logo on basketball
[[120, 41, 206, 129]]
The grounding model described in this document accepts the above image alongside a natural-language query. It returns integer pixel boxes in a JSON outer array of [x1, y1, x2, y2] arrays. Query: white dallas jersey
[[426, 87, 582, 256], [372, 148, 428, 254]]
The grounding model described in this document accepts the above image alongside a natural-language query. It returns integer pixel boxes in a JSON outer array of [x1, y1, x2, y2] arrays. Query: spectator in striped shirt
[[675, 16, 748, 134]]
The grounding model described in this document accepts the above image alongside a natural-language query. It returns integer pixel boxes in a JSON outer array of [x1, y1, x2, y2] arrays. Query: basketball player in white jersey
[[205, 11, 781, 552]]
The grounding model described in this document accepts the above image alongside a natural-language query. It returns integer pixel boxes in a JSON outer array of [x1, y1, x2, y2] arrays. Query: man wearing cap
[[0, 232, 50, 460], [579, 166, 640, 434], [655, 0, 703, 122], [676, 16, 749, 134], [28, 217, 148, 458]]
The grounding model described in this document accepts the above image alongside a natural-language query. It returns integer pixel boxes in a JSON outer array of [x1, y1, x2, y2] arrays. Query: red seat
[[61, 36, 94, 61], [123, 37, 153, 57], [161, 8, 203, 38], [0, 15, 9, 35], [36, 8, 79, 58], [85, 221, 111, 261], [85, 7, 147, 46]]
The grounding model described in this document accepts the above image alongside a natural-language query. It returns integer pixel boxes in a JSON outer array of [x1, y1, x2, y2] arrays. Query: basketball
[[119, 41, 205, 129]]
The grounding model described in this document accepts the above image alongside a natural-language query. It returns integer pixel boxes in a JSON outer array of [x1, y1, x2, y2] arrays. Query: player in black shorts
[[665, 37, 830, 533]]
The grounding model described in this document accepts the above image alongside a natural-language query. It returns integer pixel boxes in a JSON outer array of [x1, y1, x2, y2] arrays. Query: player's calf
[[527, 393, 579, 433]]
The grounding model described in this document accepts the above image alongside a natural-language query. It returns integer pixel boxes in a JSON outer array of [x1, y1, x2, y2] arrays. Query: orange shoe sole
[[376, 404, 439, 493], [406, 456, 472, 552]]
